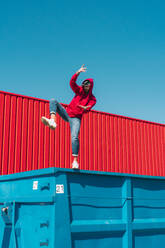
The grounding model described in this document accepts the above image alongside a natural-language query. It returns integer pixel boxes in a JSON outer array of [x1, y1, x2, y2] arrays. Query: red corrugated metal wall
[[0, 91, 165, 176]]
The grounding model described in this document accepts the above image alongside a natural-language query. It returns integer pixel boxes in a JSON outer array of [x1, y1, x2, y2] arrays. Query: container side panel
[[93, 112, 99, 171], [20, 98, 28, 172], [114, 117, 119, 173], [133, 121, 138, 175], [65, 119, 71, 169], [97, 113, 102, 171], [27, 100, 34, 171], [118, 117, 123, 173], [68, 173, 124, 221], [8, 96, 17, 174], [2, 95, 11, 175], [106, 115, 111, 172], [1, 167, 165, 246], [126, 119, 131, 174], [38, 101, 45, 169], [59, 118, 65, 168], [148, 124, 153, 176], [0, 93, 5, 174], [44, 102, 50, 168], [73, 233, 124, 248], [90, 112, 94, 171], [160, 126, 165, 176], [133, 178, 165, 219], [80, 117, 85, 170], [85, 114, 89, 170], [15, 204, 54, 248], [144, 123, 149, 175], [157, 126, 162, 176], [32, 101, 40, 171], [137, 121, 142, 175], [129, 119, 134, 174], [102, 114, 107, 172], [54, 113, 60, 168], [110, 115, 115, 172], [122, 118, 127, 174], [154, 125, 159, 176], [133, 231, 165, 248], [49, 121, 55, 167], [150, 124, 156, 176], [14, 97, 23, 173], [141, 122, 146, 176]]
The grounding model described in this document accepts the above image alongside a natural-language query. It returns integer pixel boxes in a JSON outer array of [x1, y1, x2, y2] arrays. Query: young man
[[41, 64, 96, 169]]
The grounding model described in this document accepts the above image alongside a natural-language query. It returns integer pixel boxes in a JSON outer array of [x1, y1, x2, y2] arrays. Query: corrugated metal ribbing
[[0, 91, 165, 176]]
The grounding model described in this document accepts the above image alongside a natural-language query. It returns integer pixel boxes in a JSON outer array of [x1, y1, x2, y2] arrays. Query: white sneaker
[[72, 160, 79, 169], [41, 117, 57, 130]]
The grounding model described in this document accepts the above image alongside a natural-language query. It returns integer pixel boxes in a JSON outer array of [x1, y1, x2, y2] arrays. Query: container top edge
[[0, 167, 165, 182]]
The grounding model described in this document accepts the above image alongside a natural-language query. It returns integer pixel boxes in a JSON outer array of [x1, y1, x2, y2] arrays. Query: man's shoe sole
[[72, 166, 79, 169], [41, 117, 56, 130], [49, 125, 56, 130], [41, 117, 49, 126]]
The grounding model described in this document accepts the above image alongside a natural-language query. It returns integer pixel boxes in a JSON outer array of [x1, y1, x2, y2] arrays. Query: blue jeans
[[50, 99, 81, 156]]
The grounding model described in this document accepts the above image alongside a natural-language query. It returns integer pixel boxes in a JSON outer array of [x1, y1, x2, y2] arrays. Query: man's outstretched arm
[[70, 64, 87, 94]]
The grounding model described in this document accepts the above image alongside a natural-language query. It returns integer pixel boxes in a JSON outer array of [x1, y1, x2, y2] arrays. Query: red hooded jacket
[[66, 73, 96, 119]]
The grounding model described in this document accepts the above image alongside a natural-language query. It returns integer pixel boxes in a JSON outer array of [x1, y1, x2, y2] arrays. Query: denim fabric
[[69, 117, 81, 156], [49, 99, 81, 156], [50, 98, 69, 122]]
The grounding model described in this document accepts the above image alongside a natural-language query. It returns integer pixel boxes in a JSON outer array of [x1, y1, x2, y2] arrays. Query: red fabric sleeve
[[70, 73, 81, 94]]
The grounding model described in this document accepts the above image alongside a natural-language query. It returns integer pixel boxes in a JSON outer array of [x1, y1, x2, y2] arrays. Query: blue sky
[[0, 0, 165, 124]]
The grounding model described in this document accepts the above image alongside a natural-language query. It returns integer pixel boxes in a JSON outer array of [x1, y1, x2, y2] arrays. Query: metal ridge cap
[[0, 167, 165, 181], [0, 90, 49, 102], [0, 167, 57, 181]]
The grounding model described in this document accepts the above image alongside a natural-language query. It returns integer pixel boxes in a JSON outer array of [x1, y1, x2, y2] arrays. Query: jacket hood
[[81, 78, 94, 95]]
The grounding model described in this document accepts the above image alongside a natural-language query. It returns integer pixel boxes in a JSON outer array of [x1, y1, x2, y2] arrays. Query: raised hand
[[76, 64, 87, 74]]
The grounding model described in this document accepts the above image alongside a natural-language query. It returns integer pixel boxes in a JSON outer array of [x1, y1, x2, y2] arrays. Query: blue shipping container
[[0, 168, 165, 247]]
